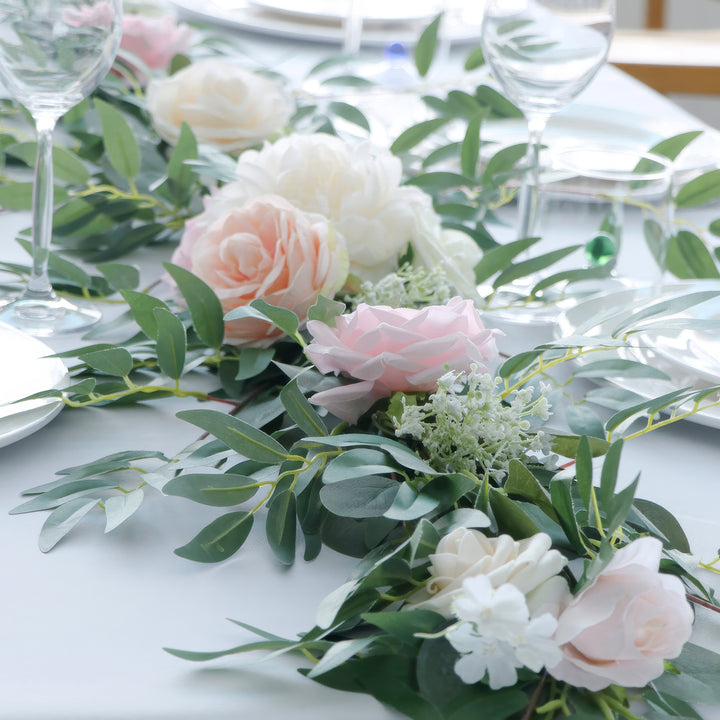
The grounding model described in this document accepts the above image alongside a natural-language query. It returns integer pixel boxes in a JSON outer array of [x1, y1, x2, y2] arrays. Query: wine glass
[[481, 0, 616, 240], [0, 0, 123, 336]]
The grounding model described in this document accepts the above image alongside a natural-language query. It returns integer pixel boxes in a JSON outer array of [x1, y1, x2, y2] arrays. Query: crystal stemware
[[481, 0, 616, 240], [0, 0, 123, 336]]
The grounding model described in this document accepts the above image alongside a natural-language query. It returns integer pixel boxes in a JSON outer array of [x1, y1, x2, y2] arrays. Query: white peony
[[176, 133, 479, 286], [146, 58, 292, 153], [406, 527, 570, 618]]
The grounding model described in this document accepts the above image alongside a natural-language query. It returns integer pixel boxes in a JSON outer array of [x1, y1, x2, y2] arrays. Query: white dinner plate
[[555, 281, 720, 430], [170, 0, 483, 46], [246, 0, 436, 23], [482, 104, 720, 181], [0, 322, 68, 448]]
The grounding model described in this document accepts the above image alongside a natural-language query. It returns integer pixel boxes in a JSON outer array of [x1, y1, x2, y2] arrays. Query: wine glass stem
[[517, 113, 548, 240], [343, 0, 364, 55], [23, 114, 58, 300]]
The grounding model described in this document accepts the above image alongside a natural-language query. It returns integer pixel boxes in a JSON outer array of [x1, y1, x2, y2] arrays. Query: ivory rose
[[407, 528, 570, 619], [119, 12, 194, 72], [170, 133, 479, 289], [304, 298, 501, 422], [146, 58, 292, 153], [184, 194, 347, 346], [549, 537, 693, 691]]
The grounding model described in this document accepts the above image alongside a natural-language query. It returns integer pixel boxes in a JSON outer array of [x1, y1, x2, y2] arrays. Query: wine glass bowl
[[0, 0, 123, 335], [481, 0, 615, 239]]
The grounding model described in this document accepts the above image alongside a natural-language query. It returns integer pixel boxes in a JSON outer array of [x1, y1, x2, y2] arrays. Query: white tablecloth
[[1, 34, 720, 719]]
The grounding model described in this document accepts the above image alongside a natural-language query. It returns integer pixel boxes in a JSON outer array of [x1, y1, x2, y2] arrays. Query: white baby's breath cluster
[[347, 263, 453, 309], [395, 368, 552, 478]]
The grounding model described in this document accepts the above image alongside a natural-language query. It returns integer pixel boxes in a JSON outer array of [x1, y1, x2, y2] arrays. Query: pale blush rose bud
[[548, 537, 694, 691], [405, 527, 570, 619], [305, 298, 500, 423], [184, 194, 348, 347], [120, 13, 194, 71], [146, 58, 292, 153]]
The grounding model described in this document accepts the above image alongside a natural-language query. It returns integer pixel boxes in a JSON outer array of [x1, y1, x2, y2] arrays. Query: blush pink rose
[[120, 13, 194, 71], [548, 537, 693, 691], [305, 298, 501, 422], [183, 194, 348, 347]]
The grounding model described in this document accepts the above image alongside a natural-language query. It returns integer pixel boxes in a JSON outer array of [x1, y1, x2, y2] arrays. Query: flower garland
[[2, 7, 720, 720]]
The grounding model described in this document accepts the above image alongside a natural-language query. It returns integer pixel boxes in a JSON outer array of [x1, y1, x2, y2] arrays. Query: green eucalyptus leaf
[[323, 448, 397, 484], [482, 142, 527, 185], [104, 488, 144, 532], [266, 489, 297, 565], [154, 307, 187, 380], [629, 497, 691, 553], [163, 473, 259, 507], [665, 231, 720, 279], [16, 238, 91, 288], [0, 182, 35, 210], [474, 84, 523, 118], [328, 101, 371, 132], [549, 478, 584, 550], [461, 114, 483, 178], [465, 45, 485, 70], [225, 299, 299, 338], [163, 263, 225, 350], [606, 474, 639, 534], [414, 13, 442, 77], [575, 436, 593, 511], [38, 497, 99, 552], [599, 439, 623, 509], [675, 169, 720, 208], [497, 349, 543, 378], [648, 130, 703, 162], [504, 460, 557, 521], [319, 476, 399, 518], [390, 118, 450, 154], [383, 482, 439, 521], [177, 409, 289, 463], [307, 636, 378, 679], [10, 478, 117, 514], [120, 289, 171, 339], [307, 295, 345, 327], [494, 245, 581, 287], [475, 237, 539, 285], [96, 262, 140, 292], [165, 121, 198, 206], [566, 405, 606, 440], [489, 489, 541, 539], [174, 511, 254, 563], [235, 347, 275, 381], [78, 347, 134, 377], [7, 142, 89, 184], [405, 171, 469, 193], [280, 378, 328, 436], [94, 97, 140, 181]]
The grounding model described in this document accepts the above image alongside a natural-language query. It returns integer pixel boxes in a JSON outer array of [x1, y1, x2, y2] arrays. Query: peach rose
[[119, 13, 194, 71], [549, 537, 693, 691], [186, 194, 348, 346], [407, 528, 569, 619], [146, 58, 292, 153], [305, 298, 501, 422]]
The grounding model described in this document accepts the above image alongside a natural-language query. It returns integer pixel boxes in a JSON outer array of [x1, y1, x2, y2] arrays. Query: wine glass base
[[0, 296, 101, 337]]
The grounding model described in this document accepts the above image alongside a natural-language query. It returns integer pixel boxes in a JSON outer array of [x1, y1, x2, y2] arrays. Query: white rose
[[407, 528, 570, 618], [146, 58, 292, 153], [221, 133, 473, 284]]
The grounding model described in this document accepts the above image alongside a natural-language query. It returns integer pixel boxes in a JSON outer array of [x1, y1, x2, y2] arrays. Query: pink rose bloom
[[185, 195, 348, 347], [119, 13, 194, 71], [548, 537, 693, 691], [305, 298, 501, 422], [63, 1, 114, 28]]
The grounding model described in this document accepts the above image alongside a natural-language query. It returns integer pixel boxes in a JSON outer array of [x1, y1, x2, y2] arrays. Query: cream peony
[[185, 194, 347, 346], [304, 298, 501, 423], [171, 133, 480, 287], [146, 58, 292, 153], [548, 537, 693, 691], [407, 527, 570, 619]]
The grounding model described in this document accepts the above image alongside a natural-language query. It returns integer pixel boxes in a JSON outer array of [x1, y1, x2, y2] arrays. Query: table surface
[[2, 25, 720, 720]]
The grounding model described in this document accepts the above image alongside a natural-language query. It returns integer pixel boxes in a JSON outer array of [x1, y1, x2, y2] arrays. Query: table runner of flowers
[[3, 5, 720, 720]]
